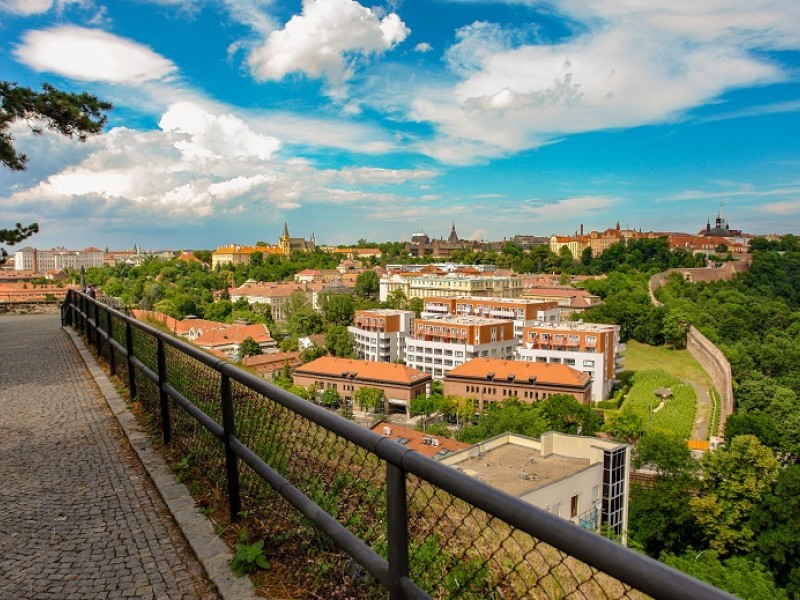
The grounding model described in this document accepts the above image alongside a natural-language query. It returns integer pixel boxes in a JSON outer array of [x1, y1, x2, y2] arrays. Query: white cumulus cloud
[[14, 26, 178, 83], [158, 102, 282, 161], [408, 0, 800, 164], [246, 0, 410, 92]]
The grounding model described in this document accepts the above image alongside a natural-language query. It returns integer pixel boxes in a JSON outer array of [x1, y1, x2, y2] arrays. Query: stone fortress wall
[[648, 264, 745, 432]]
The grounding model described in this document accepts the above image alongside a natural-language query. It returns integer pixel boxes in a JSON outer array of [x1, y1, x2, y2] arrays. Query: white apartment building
[[405, 316, 517, 380], [379, 273, 524, 302], [15, 246, 105, 273], [441, 432, 630, 539], [348, 309, 415, 363], [515, 321, 624, 402], [421, 296, 560, 339]]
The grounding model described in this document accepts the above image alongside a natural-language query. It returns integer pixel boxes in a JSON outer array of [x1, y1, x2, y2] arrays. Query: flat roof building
[[516, 321, 624, 402], [348, 309, 415, 363], [405, 316, 517, 380], [441, 432, 630, 538]]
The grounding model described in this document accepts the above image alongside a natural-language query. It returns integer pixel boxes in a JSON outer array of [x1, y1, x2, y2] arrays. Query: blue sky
[[1, 0, 799, 251]]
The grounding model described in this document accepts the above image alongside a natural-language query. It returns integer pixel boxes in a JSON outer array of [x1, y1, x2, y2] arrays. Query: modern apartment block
[[14, 246, 105, 273], [404, 316, 517, 380], [441, 432, 630, 538], [348, 309, 415, 363], [379, 272, 524, 302], [421, 296, 560, 339], [515, 322, 624, 402], [443, 358, 593, 409]]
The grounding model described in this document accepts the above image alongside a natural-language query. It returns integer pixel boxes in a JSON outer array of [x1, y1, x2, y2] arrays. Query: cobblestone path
[[0, 314, 219, 600]]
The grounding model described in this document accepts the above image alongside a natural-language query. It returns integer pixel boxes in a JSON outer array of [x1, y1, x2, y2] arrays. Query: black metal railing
[[62, 290, 735, 600]]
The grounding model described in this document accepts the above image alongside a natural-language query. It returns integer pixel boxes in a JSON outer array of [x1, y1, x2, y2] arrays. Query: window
[[583, 360, 595, 367], [571, 495, 579, 518]]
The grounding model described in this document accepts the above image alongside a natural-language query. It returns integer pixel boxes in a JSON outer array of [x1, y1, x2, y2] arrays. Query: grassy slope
[[623, 340, 713, 389]]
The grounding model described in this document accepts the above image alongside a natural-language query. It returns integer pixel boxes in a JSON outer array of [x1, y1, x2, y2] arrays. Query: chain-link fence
[[63, 290, 736, 600]]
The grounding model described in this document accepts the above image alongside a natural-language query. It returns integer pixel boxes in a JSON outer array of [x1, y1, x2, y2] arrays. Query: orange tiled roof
[[173, 318, 223, 335], [370, 421, 470, 459], [242, 351, 302, 370], [193, 323, 273, 347], [295, 356, 430, 385], [446, 358, 591, 387]]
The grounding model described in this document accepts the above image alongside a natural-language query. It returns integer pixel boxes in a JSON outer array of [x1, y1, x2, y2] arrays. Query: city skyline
[[1, 0, 799, 250]]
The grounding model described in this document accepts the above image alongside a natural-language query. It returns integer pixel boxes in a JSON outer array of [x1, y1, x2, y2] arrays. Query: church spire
[[448, 221, 459, 244]]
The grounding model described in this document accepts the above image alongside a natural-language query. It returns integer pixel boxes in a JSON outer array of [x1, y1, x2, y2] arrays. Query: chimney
[[580, 224, 584, 236]]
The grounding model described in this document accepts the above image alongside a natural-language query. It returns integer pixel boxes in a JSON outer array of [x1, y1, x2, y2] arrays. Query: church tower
[[447, 222, 459, 244], [279, 222, 291, 255]]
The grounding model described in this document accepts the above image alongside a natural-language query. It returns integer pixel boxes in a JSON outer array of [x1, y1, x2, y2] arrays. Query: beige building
[[293, 356, 431, 415], [380, 272, 524, 302], [443, 358, 593, 409], [405, 316, 517, 380], [348, 309, 415, 363], [516, 322, 624, 402], [441, 432, 630, 538]]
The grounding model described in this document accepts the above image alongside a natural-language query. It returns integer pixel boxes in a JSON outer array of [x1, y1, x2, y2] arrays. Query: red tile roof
[[193, 323, 273, 347], [295, 356, 430, 385], [370, 421, 469, 458], [446, 358, 591, 387]]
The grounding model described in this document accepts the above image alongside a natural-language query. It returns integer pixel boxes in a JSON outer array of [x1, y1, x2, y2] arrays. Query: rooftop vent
[[383, 426, 391, 436]]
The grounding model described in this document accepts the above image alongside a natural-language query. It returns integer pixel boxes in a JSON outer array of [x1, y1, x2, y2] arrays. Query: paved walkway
[[0, 314, 220, 600]]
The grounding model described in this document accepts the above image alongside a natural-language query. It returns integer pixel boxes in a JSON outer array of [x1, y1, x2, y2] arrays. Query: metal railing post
[[106, 309, 116, 376], [126, 320, 137, 400], [93, 300, 102, 355], [220, 373, 242, 521], [387, 463, 410, 600], [157, 337, 171, 444]]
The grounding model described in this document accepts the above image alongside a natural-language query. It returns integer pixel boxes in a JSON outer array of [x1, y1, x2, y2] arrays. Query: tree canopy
[[1, 81, 111, 261]]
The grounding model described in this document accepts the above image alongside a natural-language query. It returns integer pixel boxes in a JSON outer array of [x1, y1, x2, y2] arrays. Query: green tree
[[354, 270, 380, 299], [633, 429, 696, 478], [663, 308, 690, 349], [541, 394, 600, 435], [662, 551, 788, 600], [457, 399, 549, 444], [319, 293, 355, 326], [628, 475, 703, 557], [355, 386, 384, 413], [1, 81, 112, 171], [237, 337, 263, 360], [604, 411, 644, 442], [325, 325, 355, 358], [1, 81, 111, 261], [411, 393, 450, 430], [300, 344, 327, 363], [321, 387, 342, 408], [749, 465, 800, 596], [690, 435, 780, 555]]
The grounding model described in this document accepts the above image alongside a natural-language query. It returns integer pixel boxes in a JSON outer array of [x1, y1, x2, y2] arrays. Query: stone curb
[[64, 326, 258, 600]]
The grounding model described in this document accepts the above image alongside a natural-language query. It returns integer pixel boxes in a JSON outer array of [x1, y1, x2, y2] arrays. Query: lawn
[[623, 340, 713, 390]]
